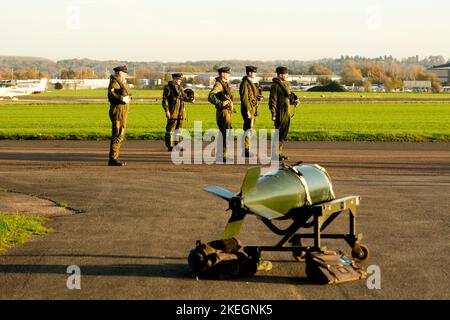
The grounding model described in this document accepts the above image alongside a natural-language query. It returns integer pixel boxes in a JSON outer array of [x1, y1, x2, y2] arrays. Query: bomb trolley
[[245, 195, 369, 262]]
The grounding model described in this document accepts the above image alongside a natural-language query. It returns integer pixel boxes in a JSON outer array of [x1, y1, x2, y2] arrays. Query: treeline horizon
[[0, 54, 448, 91], [1, 54, 448, 77]]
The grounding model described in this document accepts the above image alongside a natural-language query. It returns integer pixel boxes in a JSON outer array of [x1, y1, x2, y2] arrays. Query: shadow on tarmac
[[0, 261, 313, 285]]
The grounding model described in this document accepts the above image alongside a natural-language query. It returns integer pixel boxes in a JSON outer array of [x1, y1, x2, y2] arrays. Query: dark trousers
[[243, 117, 255, 150], [109, 104, 128, 160], [275, 117, 290, 155], [165, 117, 184, 149], [216, 109, 232, 157]]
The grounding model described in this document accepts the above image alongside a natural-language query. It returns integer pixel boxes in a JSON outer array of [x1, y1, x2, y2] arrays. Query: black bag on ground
[[188, 238, 259, 280], [305, 250, 367, 285]]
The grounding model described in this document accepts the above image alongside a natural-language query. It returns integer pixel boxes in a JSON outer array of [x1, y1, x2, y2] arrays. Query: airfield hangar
[[428, 63, 450, 86]]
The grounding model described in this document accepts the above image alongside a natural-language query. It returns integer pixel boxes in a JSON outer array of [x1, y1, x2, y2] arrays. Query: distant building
[[184, 83, 207, 89], [149, 79, 162, 86], [140, 79, 162, 86], [167, 73, 197, 81], [177, 72, 342, 89], [49, 79, 110, 89], [428, 63, 450, 85], [403, 80, 432, 91], [288, 75, 341, 85], [196, 72, 262, 86], [259, 74, 341, 90]]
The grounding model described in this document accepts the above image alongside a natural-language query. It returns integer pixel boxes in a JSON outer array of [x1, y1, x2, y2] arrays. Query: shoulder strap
[[168, 81, 181, 97], [272, 78, 290, 97], [112, 75, 131, 96], [216, 77, 232, 97], [242, 76, 257, 97]]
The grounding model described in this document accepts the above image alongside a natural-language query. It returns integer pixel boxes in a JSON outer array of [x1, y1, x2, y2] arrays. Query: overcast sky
[[2, 0, 449, 62]]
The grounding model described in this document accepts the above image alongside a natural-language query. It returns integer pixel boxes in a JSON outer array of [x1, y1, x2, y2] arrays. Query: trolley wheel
[[293, 248, 307, 262], [290, 235, 306, 262], [352, 245, 369, 261]]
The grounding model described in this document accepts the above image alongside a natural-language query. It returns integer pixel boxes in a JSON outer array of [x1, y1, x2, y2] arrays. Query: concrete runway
[[0, 140, 449, 299]]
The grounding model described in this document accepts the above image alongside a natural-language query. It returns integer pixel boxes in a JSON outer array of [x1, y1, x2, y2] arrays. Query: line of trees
[[1, 55, 448, 91], [339, 60, 442, 92], [0, 68, 50, 80]]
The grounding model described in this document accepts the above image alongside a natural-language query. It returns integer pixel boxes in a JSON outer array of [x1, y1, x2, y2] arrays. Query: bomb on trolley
[[204, 163, 369, 264]]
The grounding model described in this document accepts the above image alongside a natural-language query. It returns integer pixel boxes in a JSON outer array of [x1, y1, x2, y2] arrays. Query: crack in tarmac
[[0, 187, 85, 216]]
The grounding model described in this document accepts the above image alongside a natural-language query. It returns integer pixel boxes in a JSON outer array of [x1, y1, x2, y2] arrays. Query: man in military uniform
[[208, 67, 234, 162], [162, 73, 190, 151], [269, 66, 292, 161], [107, 65, 132, 166], [239, 66, 262, 157]]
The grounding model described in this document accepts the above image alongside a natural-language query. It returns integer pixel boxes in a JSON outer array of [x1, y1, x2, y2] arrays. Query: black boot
[[108, 159, 126, 166], [244, 149, 256, 158]]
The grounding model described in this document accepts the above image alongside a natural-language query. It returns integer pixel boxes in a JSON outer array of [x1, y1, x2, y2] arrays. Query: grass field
[[0, 214, 50, 253], [1, 100, 449, 141], [40, 89, 450, 100]]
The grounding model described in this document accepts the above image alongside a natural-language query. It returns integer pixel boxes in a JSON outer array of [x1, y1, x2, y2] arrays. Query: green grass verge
[[0, 101, 449, 142], [0, 214, 51, 253]]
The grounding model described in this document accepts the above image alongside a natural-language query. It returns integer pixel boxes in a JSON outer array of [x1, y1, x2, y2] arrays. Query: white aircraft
[[0, 78, 48, 101]]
